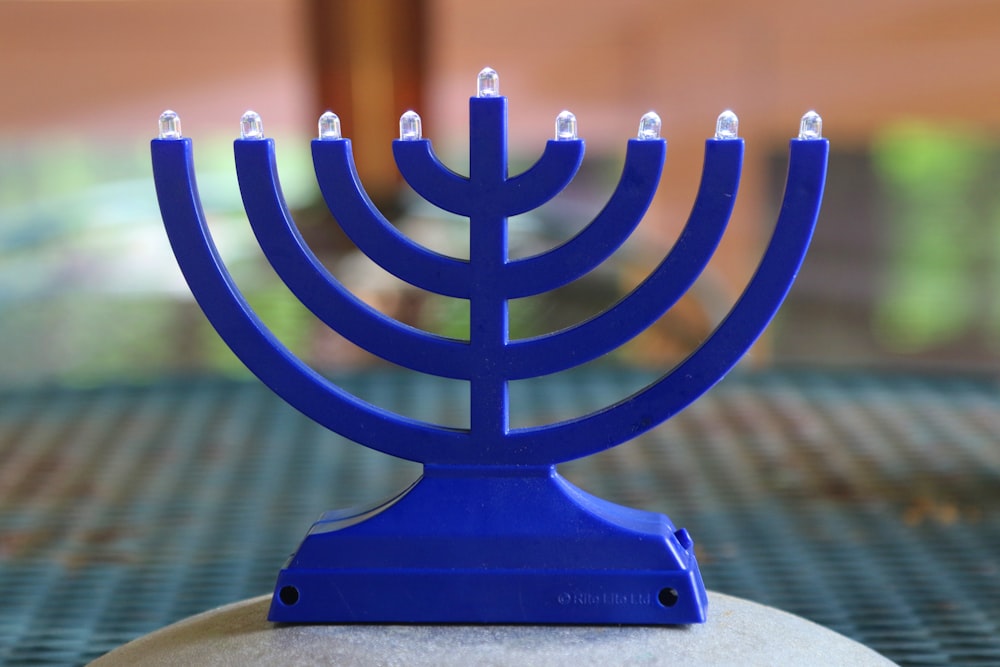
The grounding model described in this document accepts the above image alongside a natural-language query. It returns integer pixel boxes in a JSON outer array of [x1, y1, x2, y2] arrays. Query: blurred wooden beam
[[309, 0, 428, 202]]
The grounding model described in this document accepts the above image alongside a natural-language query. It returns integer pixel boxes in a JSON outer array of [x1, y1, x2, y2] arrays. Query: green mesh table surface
[[1, 367, 998, 666]]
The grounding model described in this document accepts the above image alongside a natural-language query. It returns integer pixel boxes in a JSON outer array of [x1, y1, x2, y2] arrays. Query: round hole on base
[[279, 586, 300, 606], [658, 587, 679, 607]]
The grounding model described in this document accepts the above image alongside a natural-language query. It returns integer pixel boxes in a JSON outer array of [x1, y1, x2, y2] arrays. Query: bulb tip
[[158, 110, 182, 139], [555, 110, 578, 141], [477, 67, 500, 98], [637, 111, 662, 140], [318, 111, 342, 140], [799, 110, 822, 140], [715, 109, 739, 139], [240, 110, 264, 139], [399, 110, 422, 140]]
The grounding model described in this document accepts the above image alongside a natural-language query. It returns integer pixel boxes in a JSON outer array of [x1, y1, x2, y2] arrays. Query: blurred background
[[2, 0, 1000, 387]]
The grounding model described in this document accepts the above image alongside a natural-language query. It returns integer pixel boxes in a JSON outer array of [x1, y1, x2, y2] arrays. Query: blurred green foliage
[[872, 122, 1000, 354]]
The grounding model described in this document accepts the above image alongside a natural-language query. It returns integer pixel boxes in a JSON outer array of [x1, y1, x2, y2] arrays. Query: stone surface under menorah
[[150, 67, 828, 625]]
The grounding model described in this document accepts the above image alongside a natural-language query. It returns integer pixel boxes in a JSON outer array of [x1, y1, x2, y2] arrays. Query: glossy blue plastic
[[151, 90, 828, 624]]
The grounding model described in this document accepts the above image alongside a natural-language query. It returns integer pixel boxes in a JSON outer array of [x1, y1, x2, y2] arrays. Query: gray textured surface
[[90, 592, 896, 666]]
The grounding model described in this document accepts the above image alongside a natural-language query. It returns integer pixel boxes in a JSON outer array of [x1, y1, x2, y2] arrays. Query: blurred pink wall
[[0, 0, 313, 141]]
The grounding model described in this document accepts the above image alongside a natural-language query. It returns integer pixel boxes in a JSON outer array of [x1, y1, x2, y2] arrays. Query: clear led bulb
[[478, 67, 500, 98], [399, 110, 422, 140], [555, 110, 577, 140], [318, 111, 341, 140], [158, 110, 182, 139], [715, 110, 739, 139], [240, 110, 264, 139], [799, 110, 822, 140], [637, 111, 661, 140]]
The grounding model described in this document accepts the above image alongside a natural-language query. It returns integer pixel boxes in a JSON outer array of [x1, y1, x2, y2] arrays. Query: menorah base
[[267, 467, 707, 624]]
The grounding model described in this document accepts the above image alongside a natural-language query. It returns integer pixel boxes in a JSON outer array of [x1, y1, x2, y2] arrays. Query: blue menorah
[[151, 67, 827, 625]]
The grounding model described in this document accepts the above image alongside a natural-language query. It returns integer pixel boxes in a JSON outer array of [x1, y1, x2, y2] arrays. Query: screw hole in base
[[658, 587, 679, 608], [279, 586, 300, 606]]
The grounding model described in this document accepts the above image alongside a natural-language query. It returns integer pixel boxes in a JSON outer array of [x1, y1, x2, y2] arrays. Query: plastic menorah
[[150, 67, 827, 625]]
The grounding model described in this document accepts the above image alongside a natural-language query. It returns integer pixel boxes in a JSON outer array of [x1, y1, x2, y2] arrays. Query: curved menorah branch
[[508, 138, 828, 464], [234, 139, 472, 380], [392, 138, 585, 218], [503, 138, 665, 299], [501, 139, 585, 216], [505, 139, 743, 379], [390, 139, 472, 215], [312, 139, 471, 298], [152, 138, 469, 462]]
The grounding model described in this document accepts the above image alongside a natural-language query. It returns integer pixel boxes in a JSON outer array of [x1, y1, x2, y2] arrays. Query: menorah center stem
[[468, 208, 510, 439], [469, 97, 509, 184]]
